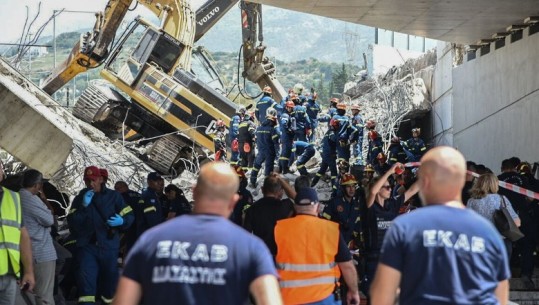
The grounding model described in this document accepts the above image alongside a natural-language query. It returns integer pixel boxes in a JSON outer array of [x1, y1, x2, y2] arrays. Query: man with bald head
[[371, 147, 510, 305], [113, 162, 282, 305]]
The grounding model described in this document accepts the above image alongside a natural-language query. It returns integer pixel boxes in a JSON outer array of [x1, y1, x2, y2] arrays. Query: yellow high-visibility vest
[[0, 187, 22, 277]]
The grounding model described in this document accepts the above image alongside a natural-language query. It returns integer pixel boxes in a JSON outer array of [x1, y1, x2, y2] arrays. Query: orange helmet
[[336, 102, 346, 110], [341, 173, 358, 186], [216, 119, 225, 128], [364, 164, 375, 172], [368, 130, 378, 140], [350, 104, 360, 111], [263, 86, 272, 94], [285, 100, 295, 108], [330, 97, 340, 105]]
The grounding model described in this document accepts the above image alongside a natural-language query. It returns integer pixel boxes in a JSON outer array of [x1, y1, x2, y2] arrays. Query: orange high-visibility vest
[[275, 215, 341, 304]]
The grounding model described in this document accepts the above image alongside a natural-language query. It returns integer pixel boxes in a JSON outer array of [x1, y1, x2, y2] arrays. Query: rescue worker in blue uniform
[[230, 165, 253, 226], [291, 140, 315, 176], [373, 153, 391, 176], [279, 101, 296, 174], [113, 180, 144, 256], [304, 91, 321, 142], [293, 83, 308, 104], [213, 119, 227, 161], [365, 120, 383, 165], [323, 174, 362, 244], [350, 104, 364, 166], [387, 136, 408, 165], [139, 172, 165, 237], [311, 123, 338, 188], [318, 97, 339, 125], [333, 102, 357, 163], [238, 113, 257, 172], [250, 113, 280, 188], [255, 86, 277, 123], [67, 166, 133, 305], [290, 94, 311, 142], [403, 128, 427, 162], [229, 106, 246, 165]]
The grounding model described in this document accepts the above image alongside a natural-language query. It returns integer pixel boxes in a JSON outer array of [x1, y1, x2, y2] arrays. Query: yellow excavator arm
[[41, 0, 195, 95]]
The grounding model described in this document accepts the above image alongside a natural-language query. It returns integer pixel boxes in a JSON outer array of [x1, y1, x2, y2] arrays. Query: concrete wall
[[451, 28, 539, 171], [431, 41, 454, 147]]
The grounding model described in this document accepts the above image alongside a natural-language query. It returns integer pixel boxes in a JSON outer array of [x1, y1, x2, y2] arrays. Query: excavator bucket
[[0, 58, 73, 177]]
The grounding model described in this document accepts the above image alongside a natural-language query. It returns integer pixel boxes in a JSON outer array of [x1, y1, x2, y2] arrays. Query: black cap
[[22, 169, 47, 188], [294, 187, 319, 205], [147, 172, 163, 181]]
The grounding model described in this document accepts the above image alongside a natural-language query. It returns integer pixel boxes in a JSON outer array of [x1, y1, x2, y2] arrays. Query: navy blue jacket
[[255, 95, 277, 123], [256, 120, 279, 156]]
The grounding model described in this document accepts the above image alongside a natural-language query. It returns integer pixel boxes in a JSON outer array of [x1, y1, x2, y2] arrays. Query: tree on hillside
[[331, 63, 348, 96]]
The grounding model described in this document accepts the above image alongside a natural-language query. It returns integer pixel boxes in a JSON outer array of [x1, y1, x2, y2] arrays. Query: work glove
[[306, 129, 312, 137], [83, 190, 94, 207], [107, 214, 124, 227], [339, 139, 349, 147]]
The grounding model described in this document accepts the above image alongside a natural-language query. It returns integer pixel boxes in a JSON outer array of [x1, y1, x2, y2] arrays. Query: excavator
[[40, 0, 286, 175]]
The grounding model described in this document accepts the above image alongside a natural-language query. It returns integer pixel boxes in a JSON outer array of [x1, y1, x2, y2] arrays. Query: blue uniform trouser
[[336, 144, 351, 163], [294, 130, 308, 142], [77, 245, 118, 305], [279, 136, 294, 173], [251, 152, 276, 184], [230, 150, 240, 165], [353, 136, 363, 165], [296, 146, 315, 175], [309, 121, 318, 142]]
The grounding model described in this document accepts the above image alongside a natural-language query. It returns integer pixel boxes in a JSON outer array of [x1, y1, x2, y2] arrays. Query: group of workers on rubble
[[213, 83, 427, 193]]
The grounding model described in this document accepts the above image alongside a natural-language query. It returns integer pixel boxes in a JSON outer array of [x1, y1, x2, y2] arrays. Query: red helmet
[[263, 86, 272, 94], [285, 100, 295, 108], [216, 120, 225, 128], [329, 118, 339, 129], [336, 102, 346, 110], [330, 97, 340, 105], [368, 130, 378, 140], [341, 173, 358, 186]]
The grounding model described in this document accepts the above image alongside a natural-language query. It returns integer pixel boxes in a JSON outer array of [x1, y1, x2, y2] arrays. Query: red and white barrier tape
[[402, 162, 539, 200]]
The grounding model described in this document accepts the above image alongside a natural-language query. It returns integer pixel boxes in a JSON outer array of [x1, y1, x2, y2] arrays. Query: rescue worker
[[293, 83, 307, 104], [279, 101, 296, 174], [366, 126, 383, 165], [311, 122, 338, 188], [113, 181, 143, 257], [67, 166, 133, 305], [334, 102, 357, 163], [373, 153, 391, 176], [291, 140, 315, 176], [0, 162, 35, 304], [213, 119, 227, 161], [304, 91, 321, 141], [250, 113, 280, 188], [318, 97, 339, 125], [350, 104, 364, 166], [139, 172, 165, 236], [387, 136, 408, 165], [238, 112, 256, 172], [361, 164, 375, 189], [323, 174, 363, 245], [230, 165, 253, 226], [291, 94, 312, 142], [333, 160, 351, 197], [229, 106, 246, 165], [255, 86, 277, 123], [403, 128, 427, 162], [274, 188, 360, 304]]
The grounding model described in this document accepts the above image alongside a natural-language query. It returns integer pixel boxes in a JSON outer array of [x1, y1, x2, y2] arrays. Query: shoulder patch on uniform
[[337, 205, 344, 212]]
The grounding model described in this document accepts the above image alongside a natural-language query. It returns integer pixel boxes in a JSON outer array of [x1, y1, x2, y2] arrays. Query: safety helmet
[[266, 107, 277, 118], [232, 165, 246, 179], [263, 86, 272, 94], [364, 164, 375, 172], [338, 160, 350, 172], [329, 118, 340, 129], [518, 162, 531, 174], [376, 152, 387, 163], [336, 102, 347, 110], [365, 119, 376, 129], [293, 83, 304, 94], [285, 100, 295, 108], [341, 173, 358, 186], [330, 97, 339, 105], [412, 128, 421, 135], [238, 106, 247, 115], [368, 130, 378, 140], [350, 104, 360, 111], [243, 113, 252, 121], [216, 119, 225, 129]]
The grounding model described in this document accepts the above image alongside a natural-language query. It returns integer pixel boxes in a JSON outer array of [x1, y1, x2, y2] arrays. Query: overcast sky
[[0, 0, 208, 43]]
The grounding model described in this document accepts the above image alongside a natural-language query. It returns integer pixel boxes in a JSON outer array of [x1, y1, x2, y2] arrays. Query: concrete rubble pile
[[0, 58, 151, 197], [345, 50, 436, 145]]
